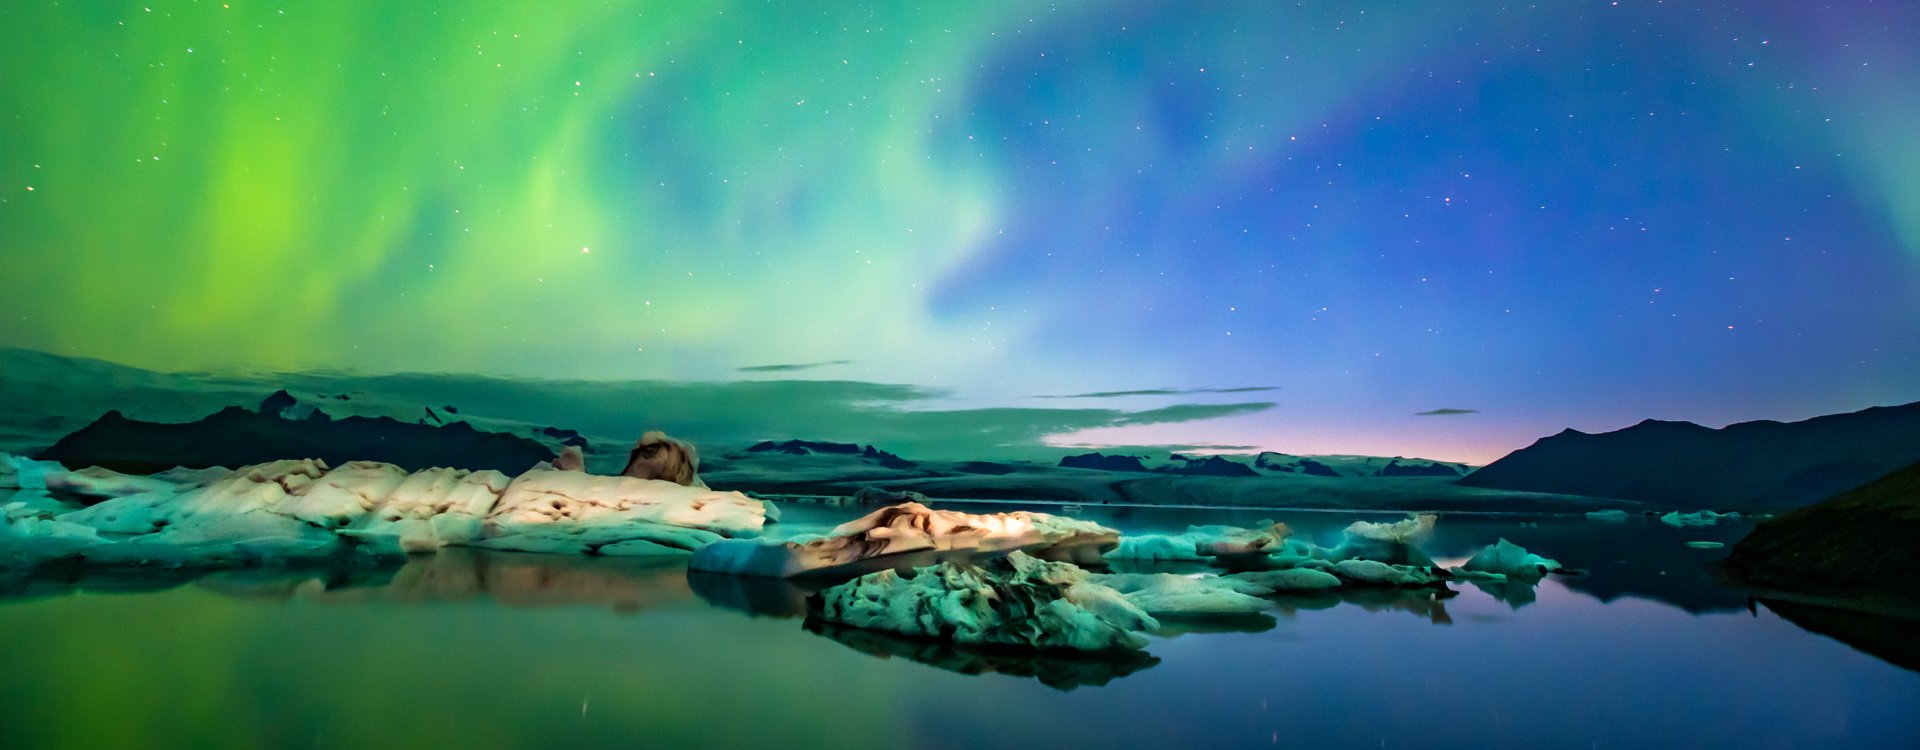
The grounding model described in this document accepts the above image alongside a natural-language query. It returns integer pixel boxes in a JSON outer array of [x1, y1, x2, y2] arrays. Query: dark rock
[[1296, 459, 1339, 477], [1722, 461, 1920, 603], [1059, 453, 1150, 472], [861, 445, 917, 469], [258, 389, 297, 417], [539, 426, 590, 447], [422, 406, 444, 425], [1379, 458, 1462, 477], [1458, 402, 1920, 507], [1156, 455, 1259, 477], [36, 406, 556, 475], [748, 439, 863, 456]]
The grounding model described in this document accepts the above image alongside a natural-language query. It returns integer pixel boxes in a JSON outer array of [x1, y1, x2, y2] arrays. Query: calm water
[[2, 502, 1917, 749]]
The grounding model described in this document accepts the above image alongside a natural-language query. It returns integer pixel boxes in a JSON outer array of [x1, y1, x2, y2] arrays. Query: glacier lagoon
[[2, 502, 1916, 749]]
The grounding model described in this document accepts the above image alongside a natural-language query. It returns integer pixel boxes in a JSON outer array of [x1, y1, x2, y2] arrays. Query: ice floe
[[1454, 538, 1563, 581], [810, 550, 1157, 652], [1, 454, 767, 570], [1089, 572, 1271, 615], [689, 501, 1118, 577], [1660, 510, 1739, 527]]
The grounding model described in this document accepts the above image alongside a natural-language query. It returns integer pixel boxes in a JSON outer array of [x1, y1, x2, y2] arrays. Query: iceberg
[[809, 550, 1157, 652], [1584, 509, 1629, 522], [1328, 514, 1438, 567], [1090, 573, 1271, 615], [1223, 567, 1344, 592], [689, 501, 1118, 578], [4, 457, 768, 571], [1103, 520, 1290, 567], [1455, 538, 1562, 581], [1660, 510, 1737, 527], [1324, 559, 1445, 587]]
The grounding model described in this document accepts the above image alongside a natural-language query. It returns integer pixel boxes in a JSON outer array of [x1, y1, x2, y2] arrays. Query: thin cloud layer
[[1036, 386, 1281, 399], [735, 360, 854, 373]]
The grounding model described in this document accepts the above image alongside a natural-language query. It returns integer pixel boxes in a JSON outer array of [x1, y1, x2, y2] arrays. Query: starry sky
[[2, 1, 1917, 463]]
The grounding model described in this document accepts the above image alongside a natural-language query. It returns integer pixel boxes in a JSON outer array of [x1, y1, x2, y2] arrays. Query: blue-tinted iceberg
[[810, 550, 1156, 652]]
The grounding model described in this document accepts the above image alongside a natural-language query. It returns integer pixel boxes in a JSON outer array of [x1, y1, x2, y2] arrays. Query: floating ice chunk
[[1584, 509, 1629, 522], [489, 468, 765, 537], [1104, 534, 1203, 562], [42, 466, 183, 503], [1, 503, 107, 565], [1685, 540, 1725, 549], [811, 551, 1157, 652], [1104, 521, 1290, 567], [1326, 559, 1443, 587], [689, 501, 1118, 577], [278, 461, 409, 529], [1660, 510, 1736, 527], [82, 509, 346, 568], [1456, 538, 1562, 581], [1091, 573, 1271, 615], [1330, 514, 1438, 567], [61, 459, 331, 535], [1224, 567, 1344, 592], [343, 468, 509, 554], [1, 453, 68, 492]]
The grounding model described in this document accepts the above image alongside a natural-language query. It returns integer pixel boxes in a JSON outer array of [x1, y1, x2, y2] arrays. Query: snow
[[811, 550, 1157, 652], [689, 501, 1119, 577]]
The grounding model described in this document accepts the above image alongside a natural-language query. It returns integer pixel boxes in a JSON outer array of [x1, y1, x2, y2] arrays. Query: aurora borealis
[[2, 1, 1917, 462]]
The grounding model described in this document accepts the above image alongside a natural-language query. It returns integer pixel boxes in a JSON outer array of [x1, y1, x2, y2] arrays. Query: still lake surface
[[2, 501, 1916, 749]]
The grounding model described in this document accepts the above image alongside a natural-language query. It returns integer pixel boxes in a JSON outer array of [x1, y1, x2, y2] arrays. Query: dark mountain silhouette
[[745, 439, 916, 468], [1156, 454, 1259, 477], [1458, 402, 1920, 507], [37, 403, 556, 476], [1379, 458, 1463, 477], [1722, 461, 1920, 603], [1058, 453, 1150, 472]]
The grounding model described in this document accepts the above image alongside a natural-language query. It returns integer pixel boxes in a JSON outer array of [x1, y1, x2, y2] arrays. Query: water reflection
[[2, 550, 696, 614], [801, 618, 1161, 691], [1759, 598, 1920, 674]]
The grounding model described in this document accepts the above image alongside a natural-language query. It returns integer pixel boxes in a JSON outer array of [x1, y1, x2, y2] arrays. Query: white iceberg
[[1324, 559, 1444, 587], [811, 551, 1157, 652], [1454, 538, 1562, 581], [1329, 514, 1438, 567], [1103, 521, 1290, 566], [6, 458, 768, 570], [689, 501, 1118, 578], [1584, 509, 1629, 522], [1660, 510, 1737, 527]]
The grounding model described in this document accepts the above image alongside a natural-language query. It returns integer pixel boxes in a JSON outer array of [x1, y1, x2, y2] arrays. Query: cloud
[[1036, 386, 1280, 399], [735, 360, 853, 373], [0, 348, 1275, 461], [1414, 408, 1479, 416]]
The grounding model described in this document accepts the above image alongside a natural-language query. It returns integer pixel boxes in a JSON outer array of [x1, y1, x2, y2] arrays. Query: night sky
[[2, 1, 1916, 462]]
